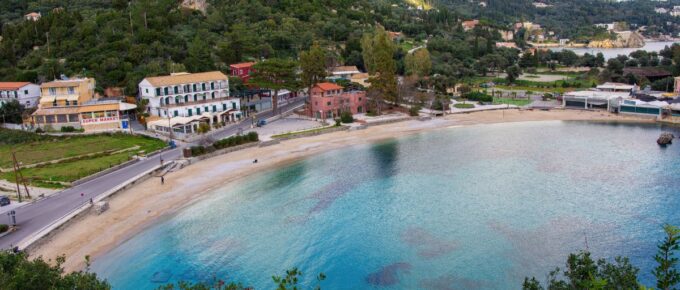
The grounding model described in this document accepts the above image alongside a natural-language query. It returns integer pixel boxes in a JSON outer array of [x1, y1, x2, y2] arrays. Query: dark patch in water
[[402, 227, 458, 258], [150, 271, 172, 283], [365, 262, 412, 286]]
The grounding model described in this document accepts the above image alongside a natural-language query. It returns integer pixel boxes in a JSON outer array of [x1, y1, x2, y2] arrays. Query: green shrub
[[454, 103, 475, 109], [0, 224, 8, 233], [34, 128, 44, 134], [409, 105, 421, 116], [340, 111, 354, 123], [463, 92, 493, 103], [190, 146, 206, 156], [334, 119, 341, 127], [247, 132, 259, 142]]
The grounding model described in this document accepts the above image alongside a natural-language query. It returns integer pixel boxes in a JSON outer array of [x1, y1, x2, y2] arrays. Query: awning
[[32, 106, 80, 116], [118, 102, 137, 111]]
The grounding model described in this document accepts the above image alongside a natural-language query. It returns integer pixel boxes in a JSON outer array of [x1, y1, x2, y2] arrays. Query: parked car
[[256, 119, 267, 127], [0, 196, 10, 206]]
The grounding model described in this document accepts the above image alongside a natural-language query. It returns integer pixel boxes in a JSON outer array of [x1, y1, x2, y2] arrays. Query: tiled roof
[[332, 66, 360, 73], [230, 62, 256, 69], [144, 71, 228, 87], [41, 78, 90, 88], [0, 82, 30, 90], [315, 82, 343, 91]]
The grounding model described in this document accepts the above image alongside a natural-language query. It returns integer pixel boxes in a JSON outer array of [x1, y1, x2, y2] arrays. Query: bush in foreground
[[409, 105, 421, 116], [340, 111, 354, 123], [192, 132, 260, 156], [0, 252, 109, 290], [0, 224, 8, 233]]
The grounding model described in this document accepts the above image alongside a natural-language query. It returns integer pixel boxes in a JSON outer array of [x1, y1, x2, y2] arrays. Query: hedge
[[0, 224, 8, 233], [463, 92, 493, 103], [191, 132, 259, 156]]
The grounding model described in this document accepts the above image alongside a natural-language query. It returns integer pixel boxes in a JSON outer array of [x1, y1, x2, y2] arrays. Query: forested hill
[[0, 0, 462, 94], [440, 0, 680, 40]]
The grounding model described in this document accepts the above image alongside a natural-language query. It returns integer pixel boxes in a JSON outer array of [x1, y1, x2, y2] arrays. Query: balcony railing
[[160, 95, 236, 108]]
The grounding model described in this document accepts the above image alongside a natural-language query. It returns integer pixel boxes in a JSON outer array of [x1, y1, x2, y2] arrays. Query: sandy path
[[29, 109, 653, 272]]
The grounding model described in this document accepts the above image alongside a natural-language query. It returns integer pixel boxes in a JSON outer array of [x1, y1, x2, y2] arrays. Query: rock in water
[[657, 132, 674, 145]]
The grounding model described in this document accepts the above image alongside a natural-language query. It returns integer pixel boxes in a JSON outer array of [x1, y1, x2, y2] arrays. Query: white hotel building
[[138, 71, 242, 135]]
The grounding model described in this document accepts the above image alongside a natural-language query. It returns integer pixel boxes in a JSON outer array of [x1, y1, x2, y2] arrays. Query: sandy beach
[[28, 109, 656, 272]]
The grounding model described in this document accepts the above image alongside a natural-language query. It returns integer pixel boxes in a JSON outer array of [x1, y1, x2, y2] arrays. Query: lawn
[[493, 98, 532, 106], [453, 103, 475, 109], [0, 133, 165, 169], [2, 152, 135, 188], [0, 130, 166, 188]]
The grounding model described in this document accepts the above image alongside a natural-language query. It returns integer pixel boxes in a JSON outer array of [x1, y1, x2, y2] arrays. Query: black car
[[0, 196, 10, 206]]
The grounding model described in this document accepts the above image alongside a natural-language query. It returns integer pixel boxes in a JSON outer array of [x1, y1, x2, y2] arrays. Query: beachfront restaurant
[[146, 114, 212, 137], [562, 90, 629, 112], [619, 99, 668, 118]]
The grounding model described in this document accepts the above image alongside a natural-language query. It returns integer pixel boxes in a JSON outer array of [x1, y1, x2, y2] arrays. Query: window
[[232, 102, 236, 110], [174, 111, 178, 117], [196, 108, 201, 114], [193, 84, 197, 91], [164, 87, 169, 95], [211, 92, 215, 99], [175, 97, 180, 104], [156, 88, 161, 96], [212, 105, 217, 112], [194, 94, 198, 102], [72, 100, 77, 106], [223, 103, 227, 110], [327, 102, 331, 106], [211, 82, 215, 90], [145, 89, 149, 94], [52, 100, 57, 107], [185, 95, 189, 102], [202, 94, 206, 101], [187, 109, 193, 117], [174, 86, 179, 94], [49, 88, 57, 95], [24, 90, 28, 95], [67, 87, 75, 94]]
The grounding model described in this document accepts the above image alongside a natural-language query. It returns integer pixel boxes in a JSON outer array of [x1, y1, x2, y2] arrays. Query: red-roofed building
[[24, 12, 41, 21], [0, 82, 40, 108], [307, 82, 366, 119], [230, 62, 256, 83]]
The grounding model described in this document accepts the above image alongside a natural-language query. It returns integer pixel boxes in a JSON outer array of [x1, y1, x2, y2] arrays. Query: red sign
[[81, 116, 119, 124]]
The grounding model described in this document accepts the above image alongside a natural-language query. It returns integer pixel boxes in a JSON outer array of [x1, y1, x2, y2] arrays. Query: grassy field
[[0, 133, 165, 169], [0, 130, 166, 188], [493, 98, 532, 106]]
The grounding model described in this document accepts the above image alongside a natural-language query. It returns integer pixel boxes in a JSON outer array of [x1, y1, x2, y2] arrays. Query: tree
[[405, 48, 432, 77], [185, 33, 215, 73], [522, 251, 640, 290], [300, 43, 328, 97], [654, 224, 680, 290], [361, 27, 398, 113], [250, 59, 300, 115], [0, 251, 109, 290], [159, 268, 325, 290], [505, 65, 521, 84], [0, 100, 24, 124]]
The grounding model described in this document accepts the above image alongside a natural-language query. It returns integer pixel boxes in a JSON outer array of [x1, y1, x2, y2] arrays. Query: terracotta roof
[[315, 82, 343, 91], [32, 106, 80, 116], [143, 71, 228, 87], [332, 66, 360, 73], [41, 78, 91, 88], [230, 62, 256, 69], [0, 82, 30, 90]]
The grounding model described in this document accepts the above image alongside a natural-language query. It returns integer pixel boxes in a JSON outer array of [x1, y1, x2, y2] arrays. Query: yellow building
[[32, 77, 96, 129], [31, 78, 137, 132]]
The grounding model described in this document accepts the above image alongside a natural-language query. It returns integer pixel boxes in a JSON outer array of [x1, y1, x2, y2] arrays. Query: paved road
[[0, 98, 306, 250]]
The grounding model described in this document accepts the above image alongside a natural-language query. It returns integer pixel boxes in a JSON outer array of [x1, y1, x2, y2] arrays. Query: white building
[[0, 82, 41, 108], [329, 66, 361, 81], [596, 82, 638, 93], [138, 71, 242, 135], [562, 90, 630, 111]]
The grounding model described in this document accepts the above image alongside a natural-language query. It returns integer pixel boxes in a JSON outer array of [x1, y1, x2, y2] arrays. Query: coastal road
[[0, 98, 306, 250]]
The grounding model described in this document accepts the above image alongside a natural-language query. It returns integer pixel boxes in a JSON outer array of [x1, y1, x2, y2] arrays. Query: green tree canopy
[[250, 59, 300, 114]]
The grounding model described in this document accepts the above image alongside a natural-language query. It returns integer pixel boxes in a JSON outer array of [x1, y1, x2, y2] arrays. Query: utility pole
[[11, 152, 30, 202]]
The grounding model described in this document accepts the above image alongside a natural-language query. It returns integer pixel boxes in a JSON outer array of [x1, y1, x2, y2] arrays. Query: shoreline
[[28, 109, 656, 273]]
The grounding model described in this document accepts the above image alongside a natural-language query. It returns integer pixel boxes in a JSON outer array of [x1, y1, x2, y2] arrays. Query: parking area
[[246, 115, 325, 137]]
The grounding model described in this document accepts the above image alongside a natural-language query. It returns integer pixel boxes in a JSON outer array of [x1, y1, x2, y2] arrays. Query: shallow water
[[92, 121, 680, 289]]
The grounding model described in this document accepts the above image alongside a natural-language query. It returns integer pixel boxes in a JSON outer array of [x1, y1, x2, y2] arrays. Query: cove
[[92, 121, 680, 289]]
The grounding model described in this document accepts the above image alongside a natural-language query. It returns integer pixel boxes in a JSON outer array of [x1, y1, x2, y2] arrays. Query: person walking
[[161, 176, 165, 185]]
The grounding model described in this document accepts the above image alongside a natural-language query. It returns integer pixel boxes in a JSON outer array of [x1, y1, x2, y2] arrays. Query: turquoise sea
[[92, 121, 680, 289]]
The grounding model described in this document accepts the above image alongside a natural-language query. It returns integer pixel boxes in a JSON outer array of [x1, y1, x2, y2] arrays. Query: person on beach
[[161, 176, 165, 185], [253, 159, 258, 163]]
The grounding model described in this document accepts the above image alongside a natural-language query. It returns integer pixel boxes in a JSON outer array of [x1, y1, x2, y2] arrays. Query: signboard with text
[[81, 116, 119, 124]]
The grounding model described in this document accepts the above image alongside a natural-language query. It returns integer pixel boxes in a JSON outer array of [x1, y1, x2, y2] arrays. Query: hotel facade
[[138, 71, 242, 135], [31, 77, 136, 132]]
